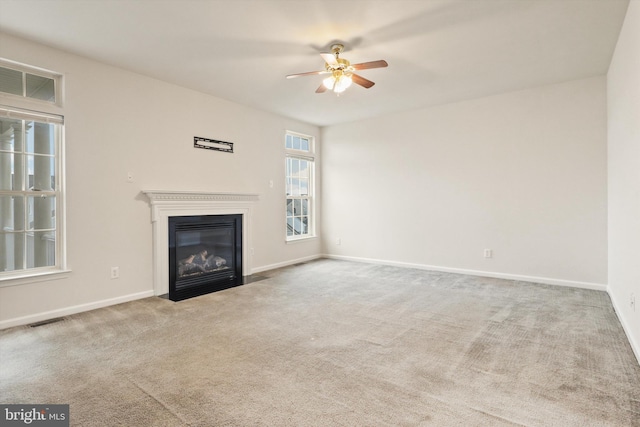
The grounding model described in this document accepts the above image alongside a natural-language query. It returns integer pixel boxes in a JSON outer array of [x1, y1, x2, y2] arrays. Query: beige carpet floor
[[1, 259, 639, 426]]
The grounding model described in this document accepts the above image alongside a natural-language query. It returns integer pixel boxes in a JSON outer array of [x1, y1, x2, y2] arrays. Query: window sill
[[286, 235, 318, 244], [0, 269, 72, 288]]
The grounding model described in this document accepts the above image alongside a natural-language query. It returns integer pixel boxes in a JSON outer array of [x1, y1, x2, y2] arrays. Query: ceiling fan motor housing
[[326, 57, 352, 72]]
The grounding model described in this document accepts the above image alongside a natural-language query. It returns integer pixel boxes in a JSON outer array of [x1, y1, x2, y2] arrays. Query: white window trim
[[0, 269, 71, 288], [285, 131, 316, 242]]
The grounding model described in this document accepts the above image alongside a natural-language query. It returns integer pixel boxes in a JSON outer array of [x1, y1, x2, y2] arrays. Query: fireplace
[[142, 191, 258, 299], [169, 214, 242, 301]]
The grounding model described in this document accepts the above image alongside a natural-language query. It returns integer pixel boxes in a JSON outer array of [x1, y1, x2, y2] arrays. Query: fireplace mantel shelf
[[142, 190, 259, 203]]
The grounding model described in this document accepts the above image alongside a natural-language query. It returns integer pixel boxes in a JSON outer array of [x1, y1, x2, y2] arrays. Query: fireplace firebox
[[168, 214, 242, 301]]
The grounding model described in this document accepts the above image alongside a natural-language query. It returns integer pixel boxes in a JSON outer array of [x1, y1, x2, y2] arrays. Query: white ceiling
[[0, 0, 630, 127]]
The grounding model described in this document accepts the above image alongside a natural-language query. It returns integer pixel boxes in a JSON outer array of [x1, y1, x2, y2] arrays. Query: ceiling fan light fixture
[[333, 74, 352, 93], [323, 71, 353, 93], [322, 75, 336, 90]]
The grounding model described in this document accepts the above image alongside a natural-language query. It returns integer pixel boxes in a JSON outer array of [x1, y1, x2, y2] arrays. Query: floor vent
[[29, 317, 66, 328]]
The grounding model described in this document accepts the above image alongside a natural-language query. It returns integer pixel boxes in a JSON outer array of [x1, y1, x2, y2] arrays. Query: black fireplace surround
[[168, 214, 242, 301]]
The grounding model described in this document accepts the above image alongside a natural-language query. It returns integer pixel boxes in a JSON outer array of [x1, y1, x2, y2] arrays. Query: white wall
[[607, 0, 640, 362], [322, 77, 608, 288], [0, 33, 321, 327]]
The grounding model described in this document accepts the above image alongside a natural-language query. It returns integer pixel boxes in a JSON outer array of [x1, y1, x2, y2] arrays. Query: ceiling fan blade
[[351, 60, 388, 70], [286, 70, 331, 79], [320, 53, 338, 66], [351, 73, 375, 89], [315, 83, 328, 93]]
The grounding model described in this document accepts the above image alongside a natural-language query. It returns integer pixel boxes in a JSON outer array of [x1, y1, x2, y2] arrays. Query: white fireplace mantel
[[142, 190, 259, 296]]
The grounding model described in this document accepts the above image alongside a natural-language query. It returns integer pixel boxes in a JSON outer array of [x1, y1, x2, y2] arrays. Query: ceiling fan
[[286, 44, 388, 94]]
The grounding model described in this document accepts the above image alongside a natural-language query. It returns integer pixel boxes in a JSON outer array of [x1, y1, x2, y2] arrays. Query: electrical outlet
[[337, 238, 342, 245], [631, 293, 636, 312], [484, 249, 492, 258], [126, 172, 134, 183], [110, 267, 119, 279]]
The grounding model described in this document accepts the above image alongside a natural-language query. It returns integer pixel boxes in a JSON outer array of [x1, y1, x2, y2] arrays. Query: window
[[285, 132, 314, 240], [0, 63, 58, 104], [0, 60, 64, 281]]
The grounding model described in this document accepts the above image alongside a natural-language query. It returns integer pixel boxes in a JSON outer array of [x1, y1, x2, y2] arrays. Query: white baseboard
[[0, 290, 154, 330], [251, 254, 323, 274], [323, 254, 608, 291], [608, 288, 640, 366]]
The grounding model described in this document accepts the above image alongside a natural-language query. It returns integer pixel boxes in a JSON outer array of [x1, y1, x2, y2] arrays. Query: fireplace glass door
[[169, 214, 242, 301]]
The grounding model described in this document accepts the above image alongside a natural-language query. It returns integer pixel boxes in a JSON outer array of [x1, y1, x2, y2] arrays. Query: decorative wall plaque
[[194, 136, 233, 153]]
